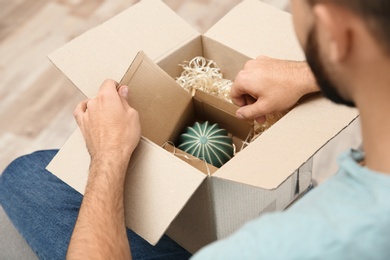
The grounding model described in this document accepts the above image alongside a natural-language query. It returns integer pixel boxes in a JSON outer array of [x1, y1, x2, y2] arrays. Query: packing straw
[[176, 56, 233, 102], [176, 56, 286, 141]]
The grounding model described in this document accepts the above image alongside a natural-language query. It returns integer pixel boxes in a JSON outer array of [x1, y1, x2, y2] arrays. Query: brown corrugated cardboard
[[204, 0, 303, 60], [214, 95, 358, 189], [46, 0, 359, 253]]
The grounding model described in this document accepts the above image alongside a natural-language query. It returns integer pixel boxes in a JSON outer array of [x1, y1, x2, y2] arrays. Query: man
[[1, 0, 389, 259]]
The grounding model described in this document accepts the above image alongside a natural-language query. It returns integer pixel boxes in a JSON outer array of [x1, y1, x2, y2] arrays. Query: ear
[[312, 3, 352, 63]]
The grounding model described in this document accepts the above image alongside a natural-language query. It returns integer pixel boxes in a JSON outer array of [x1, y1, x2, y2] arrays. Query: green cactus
[[178, 121, 234, 168]]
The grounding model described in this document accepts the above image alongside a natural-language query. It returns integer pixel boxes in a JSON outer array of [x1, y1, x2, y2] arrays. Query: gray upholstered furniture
[[0, 206, 38, 259]]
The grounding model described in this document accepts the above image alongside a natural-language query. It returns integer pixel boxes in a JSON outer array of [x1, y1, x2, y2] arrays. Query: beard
[[305, 27, 356, 107]]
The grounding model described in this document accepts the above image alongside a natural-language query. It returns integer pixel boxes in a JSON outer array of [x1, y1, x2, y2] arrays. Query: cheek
[[290, 0, 313, 49]]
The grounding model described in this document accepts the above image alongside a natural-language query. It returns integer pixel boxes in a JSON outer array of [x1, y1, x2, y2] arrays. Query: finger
[[230, 81, 248, 107], [101, 79, 119, 89], [117, 85, 130, 107], [231, 70, 259, 107], [236, 102, 266, 121], [256, 55, 265, 60], [256, 55, 270, 61], [86, 98, 97, 110], [255, 116, 267, 124], [230, 92, 246, 107], [244, 95, 256, 105], [243, 59, 258, 70], [98, 79, 120, 99], [73, 99, 89, 126], [231, 87, 256, 107]]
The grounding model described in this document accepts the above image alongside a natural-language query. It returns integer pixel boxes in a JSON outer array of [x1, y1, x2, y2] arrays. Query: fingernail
[[236, 112, 244, 119], [120, 86, 129, 97]]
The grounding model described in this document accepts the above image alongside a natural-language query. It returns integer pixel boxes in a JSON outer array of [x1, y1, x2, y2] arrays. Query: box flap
[[122, 137, 206, 245], [46, 129, 90, 194], [120, 52, 193, 146], [48, 0, 199, 98], [205, 0, 304, 60], [47, 130, 206, 245], [47, 52, 207, 245], [214, 95, 359, 189]]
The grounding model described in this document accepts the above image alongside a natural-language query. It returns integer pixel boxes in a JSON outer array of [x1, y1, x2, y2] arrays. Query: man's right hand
[[74, 79, 141, 165], [230, 56, 319, 124]]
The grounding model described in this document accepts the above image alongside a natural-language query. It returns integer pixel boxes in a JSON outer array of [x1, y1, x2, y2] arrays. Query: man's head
[[290, 0, 390, 107]]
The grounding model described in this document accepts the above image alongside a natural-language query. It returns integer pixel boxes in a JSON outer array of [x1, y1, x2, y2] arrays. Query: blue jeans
[[0, 150, 191, 260]]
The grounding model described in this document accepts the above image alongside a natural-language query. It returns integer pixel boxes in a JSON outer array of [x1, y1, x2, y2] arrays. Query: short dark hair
[[308, 0, 390, 54]]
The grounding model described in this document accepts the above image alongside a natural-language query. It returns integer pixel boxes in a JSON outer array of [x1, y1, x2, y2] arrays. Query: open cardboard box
[[119, 52, 253, 175], [47, 0, 359, 253]]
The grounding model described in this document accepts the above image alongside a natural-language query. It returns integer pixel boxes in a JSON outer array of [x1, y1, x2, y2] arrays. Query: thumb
[[236, 102, 266, 121], [118, 85, 129, 106]]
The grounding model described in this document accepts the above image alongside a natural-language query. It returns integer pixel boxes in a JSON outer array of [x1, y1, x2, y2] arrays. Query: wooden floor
[[0, 0, 248, 173]]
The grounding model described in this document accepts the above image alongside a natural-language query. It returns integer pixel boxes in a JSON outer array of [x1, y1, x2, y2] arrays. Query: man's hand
[[68, 79, 139, 260], [74, 79, 141, 163], [231, 56, 319, 124]]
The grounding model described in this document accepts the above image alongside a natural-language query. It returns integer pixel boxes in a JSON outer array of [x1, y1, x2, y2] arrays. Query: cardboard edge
[[119, 51, 146, 86], [214, 96, 359, 189]]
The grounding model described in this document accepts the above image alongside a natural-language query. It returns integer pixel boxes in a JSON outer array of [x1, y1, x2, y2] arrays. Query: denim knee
[[0, 150, 59, 202]]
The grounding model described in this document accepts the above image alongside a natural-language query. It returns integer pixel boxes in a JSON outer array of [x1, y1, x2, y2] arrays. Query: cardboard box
[[47, 0, 358, 253]]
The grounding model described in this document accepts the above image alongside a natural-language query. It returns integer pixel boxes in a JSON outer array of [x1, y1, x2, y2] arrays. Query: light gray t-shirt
[[192, 150, 390, 259]]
